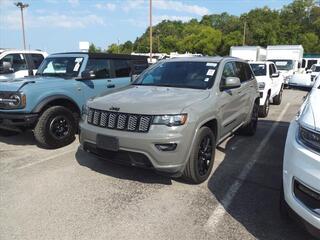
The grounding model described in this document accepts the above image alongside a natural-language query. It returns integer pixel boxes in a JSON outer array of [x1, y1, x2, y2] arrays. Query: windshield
[[133, 61, 217, 89], [36, 57, 84, 78], [269, 59, 294, 71], [250, 64, 266, 76]]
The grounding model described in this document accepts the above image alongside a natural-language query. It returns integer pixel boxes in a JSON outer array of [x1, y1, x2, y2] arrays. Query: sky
[[0, 0, 293, 53]]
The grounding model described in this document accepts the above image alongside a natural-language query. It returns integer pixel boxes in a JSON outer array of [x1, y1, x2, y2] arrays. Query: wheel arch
[[32, 95, 81, 116]]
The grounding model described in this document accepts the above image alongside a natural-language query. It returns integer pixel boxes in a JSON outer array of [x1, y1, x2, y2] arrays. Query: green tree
[[88, 43, 101, 53]]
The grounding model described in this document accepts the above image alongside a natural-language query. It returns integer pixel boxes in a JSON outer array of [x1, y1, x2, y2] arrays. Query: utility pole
[[15, 2, 29, 50], [149, 0, 152, 62], [242, 20, 246, 46]]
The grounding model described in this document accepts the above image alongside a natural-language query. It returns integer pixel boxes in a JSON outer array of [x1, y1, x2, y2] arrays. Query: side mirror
[[80, 70, 96, 80], [131, 74, 139, 82], [0, 62, 14, 74], [271, 72, 279, 78], [221, 77, 241, 90]]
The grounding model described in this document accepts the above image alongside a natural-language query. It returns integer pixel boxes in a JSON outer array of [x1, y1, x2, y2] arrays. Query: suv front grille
[[87, 108, 152, 133]]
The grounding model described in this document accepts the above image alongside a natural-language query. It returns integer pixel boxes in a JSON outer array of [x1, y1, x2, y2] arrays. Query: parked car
[[0, 52, 148, 148], [281, 74, 320, 238], [288, 73, 316, 89], [0, 49, 48, 81], [309, 64, 320, 82], [79, 57, 260, 183], [250, 61, 284, 117]]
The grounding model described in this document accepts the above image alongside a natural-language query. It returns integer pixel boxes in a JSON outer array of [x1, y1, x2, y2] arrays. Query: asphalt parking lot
[[0, 88, 316, 240]]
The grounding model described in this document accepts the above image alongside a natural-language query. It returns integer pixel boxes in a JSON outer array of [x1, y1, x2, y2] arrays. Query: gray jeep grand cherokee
[[79, 57, 260, 183]]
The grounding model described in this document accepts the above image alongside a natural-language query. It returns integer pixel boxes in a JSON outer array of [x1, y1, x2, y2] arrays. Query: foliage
[[99, 0, 320, 55]]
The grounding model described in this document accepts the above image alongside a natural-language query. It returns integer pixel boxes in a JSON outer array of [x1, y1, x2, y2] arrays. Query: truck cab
[[0, 52, 148, 148], [250, 61, 284, 117], [0, 49, 48, 81]]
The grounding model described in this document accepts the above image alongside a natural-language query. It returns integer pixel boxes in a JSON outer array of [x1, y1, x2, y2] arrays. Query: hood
[[0, 76, 63, 92], [300, 88, 320, 131], [88, 85, 210, 115]]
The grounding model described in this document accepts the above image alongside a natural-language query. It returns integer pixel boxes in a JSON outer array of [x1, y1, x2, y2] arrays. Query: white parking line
[[205, 103, 291, 234], [4, 148, 77, 173]]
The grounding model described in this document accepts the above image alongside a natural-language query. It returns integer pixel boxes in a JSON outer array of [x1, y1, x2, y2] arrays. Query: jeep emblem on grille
[[109, 106, 120, 111]]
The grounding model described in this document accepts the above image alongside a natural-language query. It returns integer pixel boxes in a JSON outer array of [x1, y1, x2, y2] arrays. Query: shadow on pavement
[[0, 130, 37, 146], [207, 119, 315, 240], [75, 147, 172, 185]]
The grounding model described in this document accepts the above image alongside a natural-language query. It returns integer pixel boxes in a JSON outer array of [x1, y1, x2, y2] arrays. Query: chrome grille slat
[[87, 108, 151, 133]]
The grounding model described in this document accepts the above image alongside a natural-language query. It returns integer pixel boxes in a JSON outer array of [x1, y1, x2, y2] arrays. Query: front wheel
[[182, 126, 216, 184], [238, 102, 259, 136], [273, 88, 283, 105], [34, 106, 76, 149], [258, 97, 269, 118]]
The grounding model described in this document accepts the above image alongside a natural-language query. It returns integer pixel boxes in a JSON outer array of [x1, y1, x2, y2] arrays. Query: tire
[[0, 129, 19, 137], [238, 102, 259, 136], [34, 106, 76, 149], [273, 88, 283, 105], [258, 97, 269, 118], [182, 126, 216, 184]]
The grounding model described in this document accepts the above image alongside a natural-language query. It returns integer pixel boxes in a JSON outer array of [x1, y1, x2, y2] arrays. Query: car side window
[[222, 62, 237, 80], [0, 54, 27, 72], [269, 64, 274, 76], [244, 63, 254, 81], [112, 59, 131, 77], [29, 54, 44, 69], [271, 64, 277, 75], [235, 62, 247, 83], [85, 58, 111, 79]]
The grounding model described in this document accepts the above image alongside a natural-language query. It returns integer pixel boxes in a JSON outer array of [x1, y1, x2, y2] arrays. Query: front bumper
[[283, 120, 320, 234], [0, 112, 38, 131], [79, 119, 196, 175]]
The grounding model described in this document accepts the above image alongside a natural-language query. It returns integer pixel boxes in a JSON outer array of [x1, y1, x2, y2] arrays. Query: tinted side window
[[85, 58, 111, 79], [244, 63, 254, 81], [129, 60, 148, 75], [271, 64, 277, 74], [269, 64, 274, 76], [235, 62, 247, 83], [222, 62, 237, 80], [0, 54, 27, 72], [30, 54, 44, 69], [112, 59, 131, 77]]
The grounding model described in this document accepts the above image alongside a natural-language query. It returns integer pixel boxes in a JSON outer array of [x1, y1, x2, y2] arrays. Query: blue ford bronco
[[0, 52, 148, 148]]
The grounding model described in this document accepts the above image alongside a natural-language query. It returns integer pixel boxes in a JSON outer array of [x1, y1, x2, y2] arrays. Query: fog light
[[155, 143, 177, 151]]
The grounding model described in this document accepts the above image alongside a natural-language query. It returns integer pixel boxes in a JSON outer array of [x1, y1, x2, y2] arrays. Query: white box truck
[[230, 46, 267, 61], [266, 45, 304, 85]]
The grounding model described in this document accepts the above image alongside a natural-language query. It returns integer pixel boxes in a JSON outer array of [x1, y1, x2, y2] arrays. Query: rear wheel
[[273, 88, 283, 105], [238, 102, 259, 136], [258, 97, 269, 118], [34, 106, 76, 149], [183, 126, 216, 184]]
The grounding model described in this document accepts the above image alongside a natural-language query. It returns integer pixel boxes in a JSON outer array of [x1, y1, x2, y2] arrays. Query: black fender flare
[[32, 95, 80, 113]]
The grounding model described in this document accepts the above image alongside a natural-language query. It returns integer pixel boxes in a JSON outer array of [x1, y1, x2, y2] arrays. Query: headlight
[[0, 92, 26, 109], [298, 124, 320, 153], [152, 114, 187, 126], [258, 82, 265, 90], [81, 104, 89, 121]]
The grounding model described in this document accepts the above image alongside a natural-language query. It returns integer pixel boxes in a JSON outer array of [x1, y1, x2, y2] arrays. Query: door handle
[[107, 84, 115, 88]]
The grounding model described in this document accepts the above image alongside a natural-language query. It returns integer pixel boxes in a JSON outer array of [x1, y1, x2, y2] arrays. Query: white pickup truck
[[250, 61, 284, 117]]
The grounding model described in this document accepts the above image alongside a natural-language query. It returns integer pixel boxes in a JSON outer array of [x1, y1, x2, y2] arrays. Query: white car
[[0, 49, 48, 81], [250, 61, 284, 117], [309, 64, 320, 82], [282, 75, 320, 237]]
